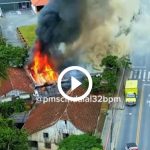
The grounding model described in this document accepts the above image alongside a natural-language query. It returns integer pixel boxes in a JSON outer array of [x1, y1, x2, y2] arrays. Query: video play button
[[71, 77, 82, 91], [57, 66, 93, 102]]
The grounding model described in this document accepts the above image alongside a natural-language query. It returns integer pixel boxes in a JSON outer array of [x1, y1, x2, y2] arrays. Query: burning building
[[26, 0, 140, 95], [27, 41, 58, 86]]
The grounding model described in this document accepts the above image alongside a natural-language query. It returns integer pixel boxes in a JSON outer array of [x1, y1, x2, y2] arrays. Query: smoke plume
[[36, 0, 140, 70]]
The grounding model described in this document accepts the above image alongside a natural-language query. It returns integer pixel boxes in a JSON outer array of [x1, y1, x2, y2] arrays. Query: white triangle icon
[[71, 77, 82, 91]]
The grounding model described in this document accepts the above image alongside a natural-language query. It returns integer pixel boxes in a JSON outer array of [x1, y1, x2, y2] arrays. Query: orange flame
[[28, 41, 58, 85]]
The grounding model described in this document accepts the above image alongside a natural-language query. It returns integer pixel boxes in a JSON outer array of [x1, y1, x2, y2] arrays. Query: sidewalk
[[101, 101, 125, 150], [101, 68, 130, 150]]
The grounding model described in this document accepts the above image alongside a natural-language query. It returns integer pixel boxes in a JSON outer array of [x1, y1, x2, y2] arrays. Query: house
[[0, 67, 33, 102], [24, 87, 102, 150], [31, 0, 49, 13], [0, 0, 31, 12]]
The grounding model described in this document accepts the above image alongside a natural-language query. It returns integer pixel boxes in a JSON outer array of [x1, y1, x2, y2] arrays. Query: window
[[37, 6, 44, 12], [63, 133, 69, 138], [45, 142, 51, 149], [64, 120, 67, 125], [28, 141, 38, 148], [43, 133, 49, 138]]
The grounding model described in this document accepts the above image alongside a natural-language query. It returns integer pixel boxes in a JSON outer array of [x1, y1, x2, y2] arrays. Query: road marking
[[142, 70, 146, 81], [129, 70, 133, 79], [132, 66, 146, 69], [148, 71, 150, 81], [147, 100, 150, 107], [143, 83, 150, 86], [133, 70, 138, 79], [136, 85, 144, 145], [138, 70, 142, 79]]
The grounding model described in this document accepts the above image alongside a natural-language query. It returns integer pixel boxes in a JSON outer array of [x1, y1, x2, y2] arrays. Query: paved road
[[116, 0, 150, 149], [0, 9, 37, 46]]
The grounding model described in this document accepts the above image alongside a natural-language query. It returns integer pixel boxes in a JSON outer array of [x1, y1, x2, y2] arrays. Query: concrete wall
[[29, 120, 84, 150]]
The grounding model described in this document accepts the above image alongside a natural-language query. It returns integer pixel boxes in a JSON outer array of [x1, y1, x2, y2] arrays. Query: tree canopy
[[58, 134, 103, 150], [0, 117, 28, 150], [83, 55, 131, 94], [0, 36, 28, 79], [0, 99, 26, 118]]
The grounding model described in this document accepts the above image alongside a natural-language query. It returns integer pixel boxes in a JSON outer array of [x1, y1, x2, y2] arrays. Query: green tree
[[58, 134, 103, 150], [82, 76, 102, 94], [0, 61, 8, 79], [101, 55, 119, 71], [119, 56, 132, 69], [101, 68, 117, 94], [92, 76, 102, 94], [101, 55, 132, 71], [0, 117, 28, 150], [83, 55, 132, 94], [0, 36, 28, 79], [0, 99, 26, 118]]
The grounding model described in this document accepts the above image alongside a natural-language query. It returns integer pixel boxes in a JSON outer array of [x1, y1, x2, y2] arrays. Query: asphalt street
[[116, 0, 150, 149], [0, 9, 37, 46]]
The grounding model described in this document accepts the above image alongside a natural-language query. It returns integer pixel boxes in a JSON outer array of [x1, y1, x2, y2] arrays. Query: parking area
[[0, 9, 37, 46]]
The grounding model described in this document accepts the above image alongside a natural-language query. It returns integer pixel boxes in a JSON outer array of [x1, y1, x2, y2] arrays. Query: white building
[[24, 92, 101, 150]]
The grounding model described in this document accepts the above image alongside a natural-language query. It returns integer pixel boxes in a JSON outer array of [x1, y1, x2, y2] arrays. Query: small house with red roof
[[0, 67, 33, 102]]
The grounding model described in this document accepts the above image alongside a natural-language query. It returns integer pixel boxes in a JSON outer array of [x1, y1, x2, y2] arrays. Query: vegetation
[[83, 76, 102, 94], [101, 55, 120, 71], [18, 24, 36, 47], [0, 36, 28, 79], [0, 99, 26, 118], [101, 55, 131, 72], [0, 117, 28, 150], [58, 134, 103, 150], [83, 55, 131, 94]]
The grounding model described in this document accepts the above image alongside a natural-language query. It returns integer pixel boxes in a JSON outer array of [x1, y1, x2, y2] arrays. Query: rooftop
[[31, 0, 49, 6], [0, 67, 33, 96], [24, 87, 101, 134]]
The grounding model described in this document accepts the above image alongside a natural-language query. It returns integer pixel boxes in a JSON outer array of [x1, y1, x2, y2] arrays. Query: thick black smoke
[[37, 0, 85, 49]]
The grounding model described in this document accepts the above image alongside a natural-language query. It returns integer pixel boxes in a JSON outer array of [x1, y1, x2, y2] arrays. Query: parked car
[[125, 143, 138, 150]]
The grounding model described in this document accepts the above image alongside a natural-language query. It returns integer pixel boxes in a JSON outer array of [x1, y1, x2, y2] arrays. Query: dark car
[[125, 143, 138, 150]]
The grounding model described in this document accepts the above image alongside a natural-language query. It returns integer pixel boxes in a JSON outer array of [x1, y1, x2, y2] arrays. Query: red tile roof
[[31, 0, 49, 6], [24, 87, 101, 134], [0, 68, 33, 96]]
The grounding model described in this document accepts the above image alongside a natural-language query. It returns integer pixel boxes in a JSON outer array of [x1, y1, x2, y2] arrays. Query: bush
[[0, 99, 26, 118], [58, 134, 103, 150], [0, 117, 29, 150]]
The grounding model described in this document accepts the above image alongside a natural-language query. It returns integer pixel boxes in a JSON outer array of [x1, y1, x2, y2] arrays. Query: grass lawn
[[18, 25, 37, 47]]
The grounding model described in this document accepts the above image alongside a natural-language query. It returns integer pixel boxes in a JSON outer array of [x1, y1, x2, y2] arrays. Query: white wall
[[29, 120, 84, 150], [31, 4, 37, 14], [6, 89, 26, 97]]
